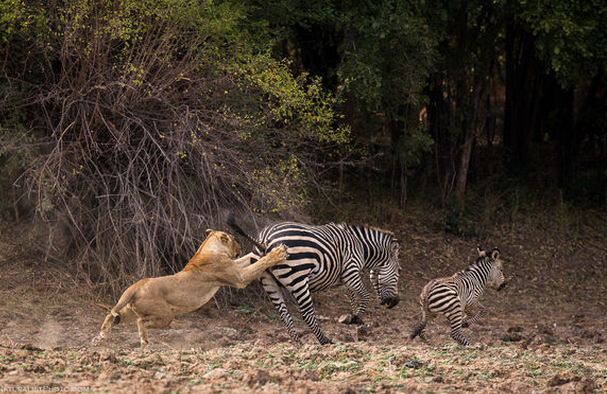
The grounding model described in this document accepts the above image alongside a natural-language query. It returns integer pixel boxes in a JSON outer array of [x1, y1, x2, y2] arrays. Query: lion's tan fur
[[92, 230, 287, 347]]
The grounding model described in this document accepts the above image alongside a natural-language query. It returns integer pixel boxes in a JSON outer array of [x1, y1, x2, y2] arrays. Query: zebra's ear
[[490, 248, 500, 260], [391, 240, 400, 251], [477, 246, 486, 257]]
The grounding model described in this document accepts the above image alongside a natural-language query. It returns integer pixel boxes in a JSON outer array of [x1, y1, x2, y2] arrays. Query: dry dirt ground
[[0, 207, 605, 393]]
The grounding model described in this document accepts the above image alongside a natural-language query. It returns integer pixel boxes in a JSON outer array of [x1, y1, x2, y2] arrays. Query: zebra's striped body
[[410, 247, 506, 346], [254, 221, 401, 345]]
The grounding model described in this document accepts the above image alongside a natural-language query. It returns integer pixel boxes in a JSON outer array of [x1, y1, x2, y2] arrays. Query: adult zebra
[[228, 216, 401, 345], [410, 247, 506, 346]]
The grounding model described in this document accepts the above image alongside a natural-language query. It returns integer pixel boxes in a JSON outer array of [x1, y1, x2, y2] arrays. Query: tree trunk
[[504, 20, 540, 175], [427, 80, 453, 201], [454, 132, 475, 208], [453, 50, 489, 208], [400, 161, 407, 207]]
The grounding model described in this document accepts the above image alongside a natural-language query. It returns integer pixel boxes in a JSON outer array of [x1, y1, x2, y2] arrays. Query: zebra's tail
[[410, 295, 429, 340], [226, 211, 267, 253], [410, 321, 426, 340]]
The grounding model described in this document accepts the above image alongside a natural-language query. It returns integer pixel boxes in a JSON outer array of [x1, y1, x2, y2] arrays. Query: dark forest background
[[1, 0, 605, 293]]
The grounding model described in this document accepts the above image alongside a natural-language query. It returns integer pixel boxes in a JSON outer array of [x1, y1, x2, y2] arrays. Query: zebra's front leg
[[446, 309, 472, 346], [338, 288, 366, 325], [462, 305, 487, 328], [338, 273, 370, 326]]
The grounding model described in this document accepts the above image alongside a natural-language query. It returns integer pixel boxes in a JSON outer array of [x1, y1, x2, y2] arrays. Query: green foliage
[[443, 197, 483, 238], [229, 52, 350, 145], [519, 0, 607, 86], [337, 0, 438, 114], [394, 125, 434, 169], [236, 303, 255, 315], [0, 0, 49, 42]]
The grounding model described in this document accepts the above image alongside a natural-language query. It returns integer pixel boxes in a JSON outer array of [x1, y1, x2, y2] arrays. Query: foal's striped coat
[[410, 247, 506, 346]]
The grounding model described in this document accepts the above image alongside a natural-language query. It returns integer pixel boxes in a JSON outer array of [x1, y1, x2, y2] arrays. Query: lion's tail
[[109, 284, 139, 325], [226, 211, 267, 253]]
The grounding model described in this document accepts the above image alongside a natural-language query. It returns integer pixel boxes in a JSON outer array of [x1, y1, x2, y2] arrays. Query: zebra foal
[[410, 247, 506, 346]]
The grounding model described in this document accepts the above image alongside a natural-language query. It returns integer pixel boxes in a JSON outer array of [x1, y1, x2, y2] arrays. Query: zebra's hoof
[[462, 322, 470, 328], [338, 314, 364, 325]]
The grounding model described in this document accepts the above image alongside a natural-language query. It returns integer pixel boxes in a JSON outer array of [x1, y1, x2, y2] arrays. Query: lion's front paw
[[270, 244, 289, 261]]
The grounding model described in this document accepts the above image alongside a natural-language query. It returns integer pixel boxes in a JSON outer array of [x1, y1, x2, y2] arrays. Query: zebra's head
[[483, 247, 506, 291], [370, 238, 401, 309]]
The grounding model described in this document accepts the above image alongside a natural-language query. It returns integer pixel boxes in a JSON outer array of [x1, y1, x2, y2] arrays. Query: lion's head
[[183, 230, 242, 271], [203, 230, 242, 258]]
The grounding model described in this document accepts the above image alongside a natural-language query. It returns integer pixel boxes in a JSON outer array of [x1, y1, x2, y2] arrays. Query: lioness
[[92, 230, 288, 347]]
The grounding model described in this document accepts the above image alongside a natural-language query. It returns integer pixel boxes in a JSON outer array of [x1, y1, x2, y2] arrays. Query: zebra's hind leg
[[410, 309, 431, 345], [419, 328, 432, 345], [261, 273, 303, 345], [293, 281, 332, 345], [446, 310, 472, 346], [462, 305, 487, 328]]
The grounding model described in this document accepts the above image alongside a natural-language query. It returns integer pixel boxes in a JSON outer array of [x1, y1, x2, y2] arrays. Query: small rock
[[500, 333, 524, 342], [245, 370, 277, 388], [20, 343, 43, 352], [153, 370, 172, 380], [98, 372, 119, 381], [203, 368, 226, 380], [356, 324, 373, 340], [554, 379, 597, 394], [548, 373, 579, 387], [509, 382, 533, 392], [338, 332, 355, 343], [30, 363, 46, 373], [101, 352, 117, 363]]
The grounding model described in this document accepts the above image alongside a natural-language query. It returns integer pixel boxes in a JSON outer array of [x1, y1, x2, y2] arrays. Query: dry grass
[[0, 204, 605, 393], [0, 340, 604, 393]]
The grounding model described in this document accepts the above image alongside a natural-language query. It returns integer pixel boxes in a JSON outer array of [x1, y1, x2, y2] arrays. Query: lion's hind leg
[[133, 301, 174, 348]]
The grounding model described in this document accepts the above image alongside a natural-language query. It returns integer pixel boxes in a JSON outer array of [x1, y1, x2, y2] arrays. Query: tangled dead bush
[[1, 0, 348, 294]]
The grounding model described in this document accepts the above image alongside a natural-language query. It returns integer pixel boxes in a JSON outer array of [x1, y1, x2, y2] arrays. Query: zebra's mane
[[459, 255, 493, 275], [335, 222, 395, 238]]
